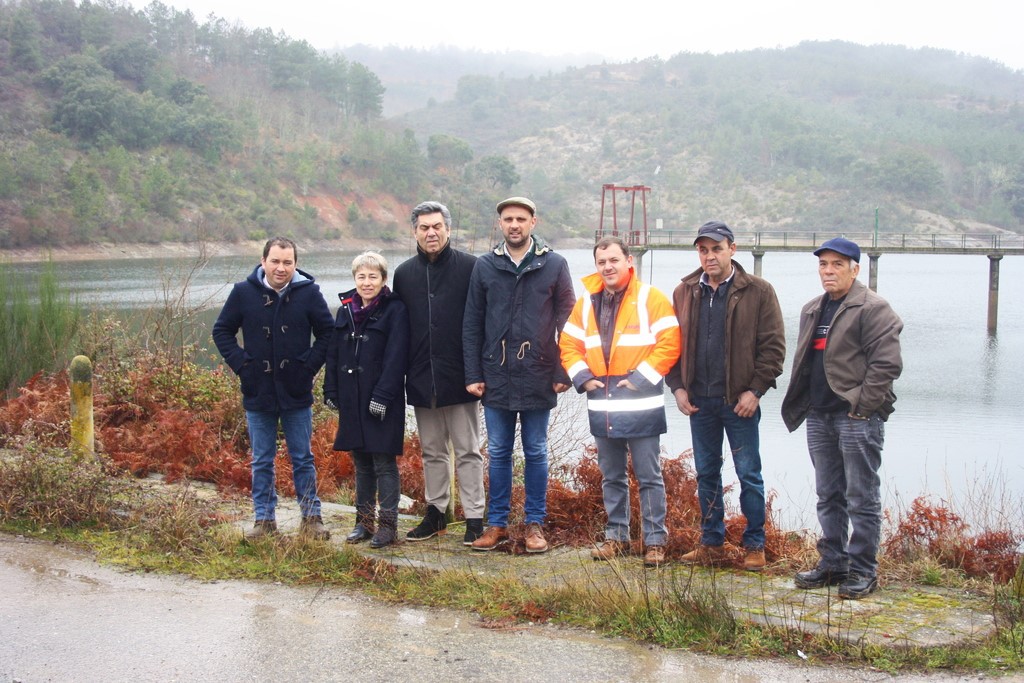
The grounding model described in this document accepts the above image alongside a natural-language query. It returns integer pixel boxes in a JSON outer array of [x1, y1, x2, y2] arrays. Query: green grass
[[2, 447, 1024, 675]]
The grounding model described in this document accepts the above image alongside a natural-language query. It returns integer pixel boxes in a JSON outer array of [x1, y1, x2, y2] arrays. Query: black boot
[[463, 518, 484, 546], [406, 505, 447, 541], [370, 510, 398, 549], [346, 507, 375, 544]]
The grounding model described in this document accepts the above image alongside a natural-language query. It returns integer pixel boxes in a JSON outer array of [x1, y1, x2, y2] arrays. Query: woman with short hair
[[324, 251, 410, 548]]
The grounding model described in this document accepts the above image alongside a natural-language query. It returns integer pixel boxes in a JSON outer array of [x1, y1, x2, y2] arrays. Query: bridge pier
[[867, 252, 880, 291], [634, 248, 647, 278], [988, 254, 1003, 335], [752, 250, 764, 277]]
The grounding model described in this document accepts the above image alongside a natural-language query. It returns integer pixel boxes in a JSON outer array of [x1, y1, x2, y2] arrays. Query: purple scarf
[[350, 285, 391, 328]]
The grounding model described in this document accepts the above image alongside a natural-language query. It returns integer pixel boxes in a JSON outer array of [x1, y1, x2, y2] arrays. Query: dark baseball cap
[[496, 196, 536, 215], [693, 221, 734, 245], [814, 237, 861, 263]]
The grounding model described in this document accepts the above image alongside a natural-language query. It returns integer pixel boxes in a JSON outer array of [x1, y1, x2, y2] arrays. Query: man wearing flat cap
[[782, 237, 903, 599], [668, 221, 785, 571], [463, 196, 575, 552]]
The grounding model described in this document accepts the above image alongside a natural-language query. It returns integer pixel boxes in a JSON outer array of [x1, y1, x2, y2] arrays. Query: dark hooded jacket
[[392, 241, 477, 408], [463, 236, 575, 410], [324, 288, 409, 455], [212, 265, 334, 412]]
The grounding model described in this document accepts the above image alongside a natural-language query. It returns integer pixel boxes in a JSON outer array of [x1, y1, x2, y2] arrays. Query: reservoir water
[[11, 243, 1023, 530]]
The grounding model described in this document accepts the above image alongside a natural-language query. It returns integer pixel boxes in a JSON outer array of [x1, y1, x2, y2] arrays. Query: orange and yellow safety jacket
[[559, 269, 681, 438]]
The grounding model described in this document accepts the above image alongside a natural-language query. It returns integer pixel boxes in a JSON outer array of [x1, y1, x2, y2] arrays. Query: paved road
[[0, 535, 995, 683]]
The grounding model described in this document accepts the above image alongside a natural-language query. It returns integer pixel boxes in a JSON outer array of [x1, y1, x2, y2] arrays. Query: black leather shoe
[[406, 505, 447, 541], [838, 574, 878, 599], [463, 518, 484, 546], [794, 566, 849, 589], [345, 524, 373, 544]]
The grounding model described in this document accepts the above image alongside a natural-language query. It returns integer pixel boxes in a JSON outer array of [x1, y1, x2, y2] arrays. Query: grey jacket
[[781, 279, 903, 431]]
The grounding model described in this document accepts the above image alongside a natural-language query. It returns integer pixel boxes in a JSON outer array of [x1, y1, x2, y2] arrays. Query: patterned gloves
[[368, 398, 387, 421]]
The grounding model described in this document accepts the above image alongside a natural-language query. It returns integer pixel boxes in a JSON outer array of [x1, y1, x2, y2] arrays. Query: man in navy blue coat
[[463, 196, 576, 553], [213, 237, 334, 540]]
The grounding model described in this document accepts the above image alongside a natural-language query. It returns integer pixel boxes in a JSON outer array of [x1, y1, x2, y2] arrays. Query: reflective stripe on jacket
[[559, 270, 681, 438]]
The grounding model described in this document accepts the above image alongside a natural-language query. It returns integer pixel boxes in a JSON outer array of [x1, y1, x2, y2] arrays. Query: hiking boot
[[471, 526, 509, 551], [838, 574, 878, 600], [244, 520, 278, 541], [463, 518, 484, 546], [406, 505, 447, 541], [643, 545, 667, 567], [590, 540, 628, 561], [680, 544, 728, 566], [299, 515, 330, 541], [743, 549, 766, 572], [345, 523, 374, 544], [794, 566, 849, 589], [369, 511, 398, 549], [524, 523, 549, 553]]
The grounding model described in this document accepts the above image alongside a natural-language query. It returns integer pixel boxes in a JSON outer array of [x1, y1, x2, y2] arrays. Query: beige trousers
[[413, 401, 485, 519]]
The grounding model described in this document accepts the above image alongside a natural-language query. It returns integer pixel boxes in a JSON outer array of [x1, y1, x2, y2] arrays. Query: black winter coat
[[212, 266, 333, 412], [392, 242, 477, 408], [463, 237, 576, 411], [323, 289, 409, 455]]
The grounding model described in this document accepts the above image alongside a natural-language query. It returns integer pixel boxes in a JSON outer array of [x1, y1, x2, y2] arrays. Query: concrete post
[[867, 252, 880, 291], [69, 355, 95, 459], [752, 250, 765, 278], [987, 254, 1002, 335]]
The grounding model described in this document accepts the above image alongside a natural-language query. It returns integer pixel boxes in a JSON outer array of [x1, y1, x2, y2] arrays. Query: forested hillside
[[398, 42, 1024, 236], [0, 0, 422, 248], [2, 1, 1023, 251]]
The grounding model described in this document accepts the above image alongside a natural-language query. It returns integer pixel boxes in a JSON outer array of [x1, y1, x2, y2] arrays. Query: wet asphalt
[[2, 534, 997, 683]]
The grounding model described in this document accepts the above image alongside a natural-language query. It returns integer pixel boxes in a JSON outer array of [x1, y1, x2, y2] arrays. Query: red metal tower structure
[[598, 184, 651, 247]]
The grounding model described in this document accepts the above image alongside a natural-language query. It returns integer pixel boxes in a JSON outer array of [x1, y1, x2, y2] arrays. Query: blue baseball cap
[[693, 221, 734, 244], [814, 237, 861, 263]]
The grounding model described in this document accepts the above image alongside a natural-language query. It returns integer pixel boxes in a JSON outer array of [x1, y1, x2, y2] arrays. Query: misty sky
[[132, 0, 1023, 71]]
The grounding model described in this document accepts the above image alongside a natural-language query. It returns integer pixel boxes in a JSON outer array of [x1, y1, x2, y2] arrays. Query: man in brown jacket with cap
[[667, 221, 785, 571]]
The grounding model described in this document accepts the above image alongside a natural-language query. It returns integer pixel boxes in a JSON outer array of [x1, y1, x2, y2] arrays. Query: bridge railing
[[596, 230, 1024, 251]]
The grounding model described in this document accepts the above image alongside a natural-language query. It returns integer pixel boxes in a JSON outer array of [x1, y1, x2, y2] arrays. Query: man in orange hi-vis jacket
[[559, 236, 681, 568]]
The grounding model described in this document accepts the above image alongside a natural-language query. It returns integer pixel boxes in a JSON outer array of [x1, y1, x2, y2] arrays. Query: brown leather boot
[[643, 545, 667, 568], [299, 515, 330, 541], [524, 523, 548, 553], [244, 520, 278, 541], [680, 544, 728, 566], [590, 540, 628, 561], [743, 549, 767, 571], [471, 526, 509, 551]]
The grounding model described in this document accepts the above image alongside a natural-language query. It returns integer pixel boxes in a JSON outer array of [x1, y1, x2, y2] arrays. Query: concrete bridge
[[595, 229, 1024, 334]]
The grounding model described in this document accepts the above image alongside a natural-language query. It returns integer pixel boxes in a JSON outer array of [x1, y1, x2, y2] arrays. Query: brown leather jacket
[[667, 261, 786, 403]]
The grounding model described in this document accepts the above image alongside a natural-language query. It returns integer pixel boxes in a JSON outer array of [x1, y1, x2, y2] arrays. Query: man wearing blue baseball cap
[[782, 237, 903, 599]]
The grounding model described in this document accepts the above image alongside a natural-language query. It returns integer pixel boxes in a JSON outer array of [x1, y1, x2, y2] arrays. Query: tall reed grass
[[0, 260, 82, 396]]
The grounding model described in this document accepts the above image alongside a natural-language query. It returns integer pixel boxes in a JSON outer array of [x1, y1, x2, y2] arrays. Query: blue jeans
[[806, 409, 884, 578], [594, 435, 667, 546], [483, 407, 549, 527], [690, 395, 766, 549], [246, 408, 322, 521]]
